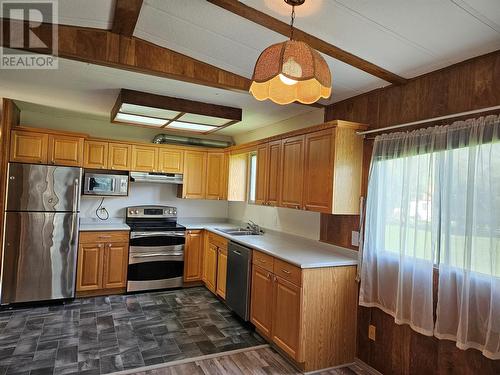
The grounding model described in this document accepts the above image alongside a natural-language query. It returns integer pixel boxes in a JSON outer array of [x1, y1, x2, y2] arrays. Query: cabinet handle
[[99, 236, 112, 239], [98, 244, 103, 248], [107, 243, 112, 248], [257, 259, 266, 263], [267, 273, 271, 279], [281, 269, 291, 275]]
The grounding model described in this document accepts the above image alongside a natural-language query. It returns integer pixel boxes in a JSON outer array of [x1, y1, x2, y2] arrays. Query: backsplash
[[228, 202, 320, 240], [80, 183, 228, 219]]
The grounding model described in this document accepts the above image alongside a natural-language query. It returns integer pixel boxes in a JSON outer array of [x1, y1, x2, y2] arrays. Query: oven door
[[127, 231, 185, 292]]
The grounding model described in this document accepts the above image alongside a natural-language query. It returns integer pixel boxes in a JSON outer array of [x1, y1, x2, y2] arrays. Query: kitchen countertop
[[79, 218, 130, 232], [178, 219, 358, 269]]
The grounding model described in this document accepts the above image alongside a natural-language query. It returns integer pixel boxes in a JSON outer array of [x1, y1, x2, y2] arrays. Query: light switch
[[351, 231, 360, 247]]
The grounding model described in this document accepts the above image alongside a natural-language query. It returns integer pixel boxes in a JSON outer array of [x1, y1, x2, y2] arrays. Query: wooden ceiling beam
[[206, 0, 407, 85], [111, 0, 144, 37]]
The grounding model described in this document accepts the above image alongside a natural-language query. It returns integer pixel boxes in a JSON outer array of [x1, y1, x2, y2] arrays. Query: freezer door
[[6, 163, 81, 212], [1, 212, 79, 304]]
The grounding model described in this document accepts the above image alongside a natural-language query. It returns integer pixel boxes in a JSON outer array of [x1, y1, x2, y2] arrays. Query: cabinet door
[[84, 140, 108, 169], [250, 265, 274, 338], [272, 276, 302, 360], [206, 152, 225, 200], [102, 242, 129, 289], [216, 247, 228, 299], [158, 149, 184, 174], [267, 140, 282, 206], [108, 143, 131, 171], [184, 230, 204, 282], [76, 243, 104, 292], [131, 145, 158, 172], [279, 135, 305, 209], [255, 143, 268, 205], [10, 130, 48, 164], [204, 243, 218, 293], [303, 130, 333, 213], [182, 151, 207, 199], [48, 135, 84, 167]]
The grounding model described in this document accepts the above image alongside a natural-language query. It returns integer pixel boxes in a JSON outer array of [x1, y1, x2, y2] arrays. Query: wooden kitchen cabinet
[[215, 247, 227, 299], [77, 231, 129, 296], [255, 140, 281, 206], [206, 152, 226, 200], [48, 134, 84, 167], [203, 243, 218, 293], [10, 130, 48, 164], [255, 143, 268, 205], [250, 249, 358, 371], [184, 230, 204, 282], [84, 140, 108, 169], [158, 148, 184, 174], [272, 276, 302, 360], [131, 145, 158, 172], [108, 142, 131, 171], [250, 264, 274, 338], [279, 135, 305, 209], [179, 150, 207, 199]]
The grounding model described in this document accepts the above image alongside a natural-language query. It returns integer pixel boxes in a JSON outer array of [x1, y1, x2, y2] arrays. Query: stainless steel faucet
[[246, 220, 262, 234]]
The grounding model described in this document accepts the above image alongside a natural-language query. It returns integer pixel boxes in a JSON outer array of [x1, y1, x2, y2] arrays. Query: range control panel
[[126, 205, 177, 218]]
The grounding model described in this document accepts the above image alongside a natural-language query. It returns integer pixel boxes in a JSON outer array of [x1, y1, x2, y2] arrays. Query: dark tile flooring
[[0, 287, 265, 375]]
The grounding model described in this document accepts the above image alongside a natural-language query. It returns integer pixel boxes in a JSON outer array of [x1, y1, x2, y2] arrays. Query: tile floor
[[0, 287, 265, 375]]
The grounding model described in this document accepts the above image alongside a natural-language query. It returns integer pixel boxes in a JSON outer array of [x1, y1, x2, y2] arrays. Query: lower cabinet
[[215, 247, 227, 299], [202, 232, 228, 299], [203, 243, 218, 293], [250, 250, 358, 372], [184, 230, 204, 282], [77, 231, 129, 296]]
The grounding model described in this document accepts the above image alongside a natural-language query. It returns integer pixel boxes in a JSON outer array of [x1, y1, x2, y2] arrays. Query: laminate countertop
[[178, 220, 358, 269], [79, 219, 130, 232]]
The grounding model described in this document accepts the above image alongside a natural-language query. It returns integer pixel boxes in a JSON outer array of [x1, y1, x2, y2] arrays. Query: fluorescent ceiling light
[[115, 112, 168, 127], [179, 113, 228, 126], [167, 121, 217, 132], [119, 104, 181, 120]]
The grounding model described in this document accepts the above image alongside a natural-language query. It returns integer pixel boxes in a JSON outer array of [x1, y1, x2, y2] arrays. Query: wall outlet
[[368, 324, 376, 341], [351, 231, 360, 247]]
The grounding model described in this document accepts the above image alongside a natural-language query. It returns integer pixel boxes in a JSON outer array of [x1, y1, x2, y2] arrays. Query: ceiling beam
[[111, 0, 144, 37], [0, 18, 251, 92], [206, 0, 407, 85]]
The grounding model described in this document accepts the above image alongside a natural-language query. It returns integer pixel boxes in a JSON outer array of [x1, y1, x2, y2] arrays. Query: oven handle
[[132, 253, 183, 258], [131, 231, 185, 239]]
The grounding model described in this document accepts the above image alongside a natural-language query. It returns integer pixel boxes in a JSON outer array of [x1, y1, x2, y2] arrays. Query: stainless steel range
[[126, 205, 186, 292]]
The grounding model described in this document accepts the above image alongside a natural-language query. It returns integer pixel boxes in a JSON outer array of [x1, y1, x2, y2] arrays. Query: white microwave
[[83, 173, 129, 196]]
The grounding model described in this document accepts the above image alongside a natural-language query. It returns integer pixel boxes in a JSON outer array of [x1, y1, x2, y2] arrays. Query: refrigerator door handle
[[73, 178, 79, 212]]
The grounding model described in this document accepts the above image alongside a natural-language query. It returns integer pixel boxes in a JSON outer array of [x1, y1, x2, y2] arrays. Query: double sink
[[215, 227, 262, 236]]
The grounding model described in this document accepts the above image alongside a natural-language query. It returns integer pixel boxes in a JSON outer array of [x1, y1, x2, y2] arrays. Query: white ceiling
[[2, 0, 499, 137]]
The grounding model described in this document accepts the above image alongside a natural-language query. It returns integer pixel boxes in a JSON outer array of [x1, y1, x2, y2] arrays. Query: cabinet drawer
[[252, 250, 274, 272], [80, 231, 130, 244], [208, 232, 228, 250], [273, 258, 302, 286]]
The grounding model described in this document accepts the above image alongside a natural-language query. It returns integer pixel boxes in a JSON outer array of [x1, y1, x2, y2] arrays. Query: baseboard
[[111, 344, 269, 375], [354, 358, 384, 375]]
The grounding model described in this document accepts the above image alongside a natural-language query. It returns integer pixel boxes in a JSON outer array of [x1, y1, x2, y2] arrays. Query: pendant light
[[249, 0, 332, 105]]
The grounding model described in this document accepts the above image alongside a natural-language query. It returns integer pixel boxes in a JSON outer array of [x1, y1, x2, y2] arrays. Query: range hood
[[130, 172, 183, 184]]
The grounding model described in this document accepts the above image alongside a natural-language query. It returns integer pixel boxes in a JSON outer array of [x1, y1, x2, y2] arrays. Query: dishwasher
[[226, 241, 253, 321]]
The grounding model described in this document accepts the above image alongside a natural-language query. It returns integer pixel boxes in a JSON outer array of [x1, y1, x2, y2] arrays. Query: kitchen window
[[359, 115, 500, 360], [248, 152, 257, 203]]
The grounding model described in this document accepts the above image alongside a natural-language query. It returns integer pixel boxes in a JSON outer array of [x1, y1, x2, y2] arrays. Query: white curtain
[[359, 127, 438, 336], [434, 115, 500, 360], [360, 115, 500, 358]]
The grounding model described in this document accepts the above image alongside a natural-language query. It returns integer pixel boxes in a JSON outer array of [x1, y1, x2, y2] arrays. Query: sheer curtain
[[359, 128, 438, 336], [434, 115, 500, 360], [360, 114, 500, 358]]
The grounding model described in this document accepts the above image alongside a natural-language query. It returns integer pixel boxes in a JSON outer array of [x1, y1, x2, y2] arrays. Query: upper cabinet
[[158, 149, 184, 174], [206, 152, 226, 200], [108, 143, 131, 171], [10, 129, 84, 167], [10, 130, 48, 164], [253, 121, 367, 215], [279, 135, 305, 209], [131, 145, 158, 172], [84, 140, 108, 169], [180, 150, 207, 199]]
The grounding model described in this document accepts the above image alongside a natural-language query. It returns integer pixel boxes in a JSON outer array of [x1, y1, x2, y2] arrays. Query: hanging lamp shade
[[250, 40, 332, 105]]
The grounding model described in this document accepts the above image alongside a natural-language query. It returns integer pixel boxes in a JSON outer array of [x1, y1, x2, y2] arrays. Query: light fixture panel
[[178, 113, 228, 126], [167, 121, 217, 132], [115, 112, 168, 127], [119, 103, 181, 120]]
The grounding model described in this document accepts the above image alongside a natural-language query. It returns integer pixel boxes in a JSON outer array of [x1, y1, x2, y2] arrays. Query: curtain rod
[[356, 105, 500, 136]]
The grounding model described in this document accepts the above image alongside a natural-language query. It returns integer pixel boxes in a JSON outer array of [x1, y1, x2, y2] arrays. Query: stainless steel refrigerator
[[1, 163, 81, 305]]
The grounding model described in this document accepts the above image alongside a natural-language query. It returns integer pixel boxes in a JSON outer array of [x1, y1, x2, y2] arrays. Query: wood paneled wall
[[322, 50, 500, 375]]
